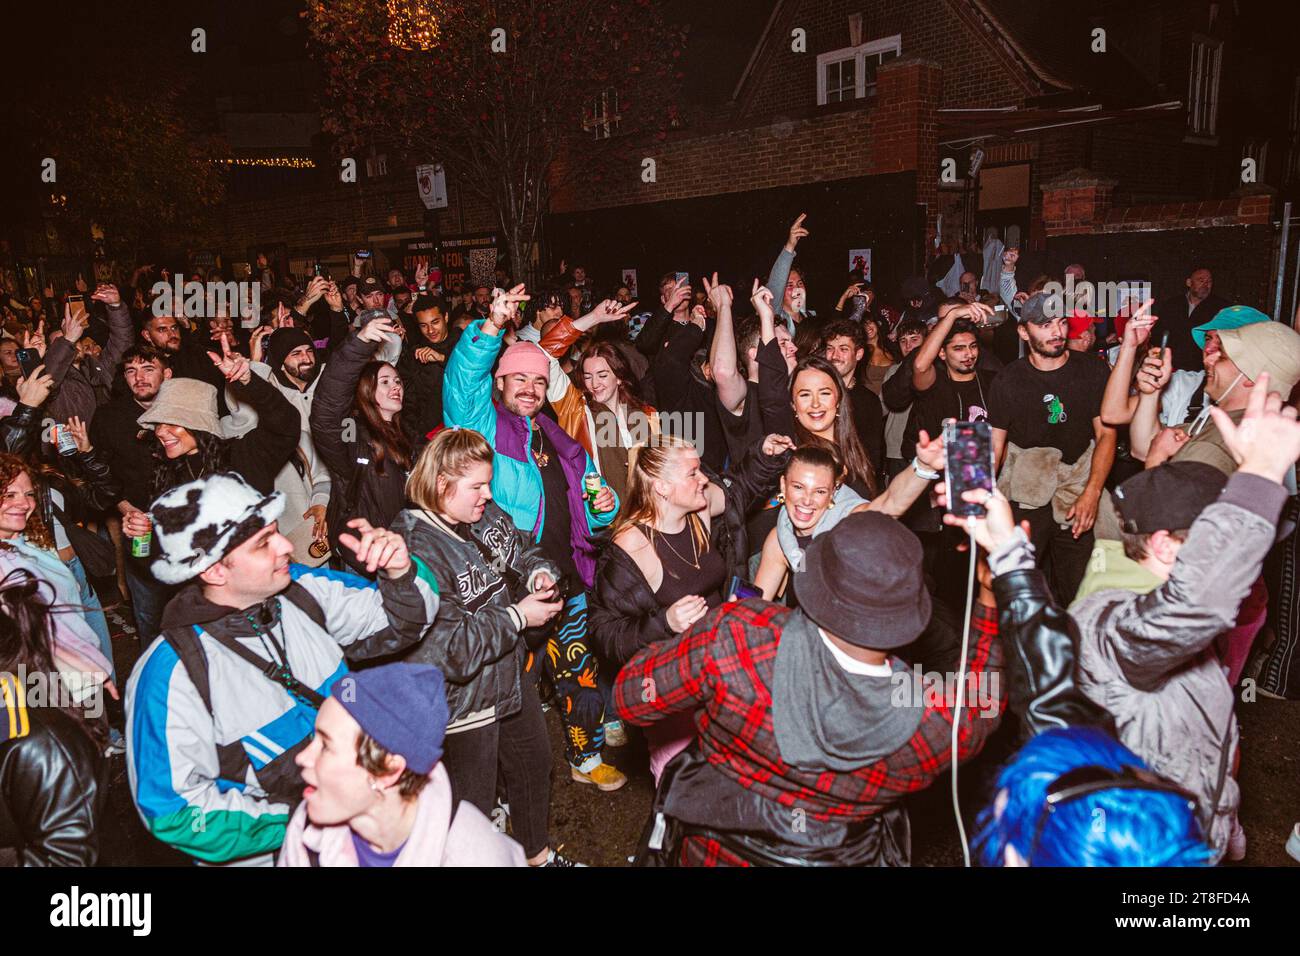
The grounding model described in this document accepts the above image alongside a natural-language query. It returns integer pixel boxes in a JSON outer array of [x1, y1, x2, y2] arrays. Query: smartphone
[[66, 294, 85, 305], [674, 272, 689, 285], [728, 575, 762, 601], [312, 262, 323, 278], [944, 420, 995, 518], [16, 348, 42, 378]]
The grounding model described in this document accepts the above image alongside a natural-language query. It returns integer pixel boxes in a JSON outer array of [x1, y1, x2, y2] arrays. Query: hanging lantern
[[387, 0, 441, 51]]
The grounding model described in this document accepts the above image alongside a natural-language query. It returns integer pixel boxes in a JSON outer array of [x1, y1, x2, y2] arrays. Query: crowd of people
[[1, 213, 1298, 868]]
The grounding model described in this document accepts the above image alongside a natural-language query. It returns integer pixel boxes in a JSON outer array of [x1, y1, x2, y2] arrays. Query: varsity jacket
[[443, 319, 618, 587], [392, 502, 559, 733], [124, 562, 439, 866]]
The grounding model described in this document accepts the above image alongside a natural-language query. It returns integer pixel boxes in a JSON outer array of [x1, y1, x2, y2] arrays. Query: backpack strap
[[282, 580, 328, 633], [161, 626, 254, 783]]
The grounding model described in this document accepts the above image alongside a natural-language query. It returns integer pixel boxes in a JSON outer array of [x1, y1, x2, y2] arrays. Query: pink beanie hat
[[497, 341, 549, 379]]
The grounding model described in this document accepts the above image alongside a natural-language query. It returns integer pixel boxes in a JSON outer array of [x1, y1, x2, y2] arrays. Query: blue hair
[[973, 727, 1212, 867]]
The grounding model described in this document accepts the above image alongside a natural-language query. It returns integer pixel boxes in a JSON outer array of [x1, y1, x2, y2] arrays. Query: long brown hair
[[0, 454, 54, 550], [577, 342, 642, 411], [789, 356, 878, 496], [355, 360, 412, 474], [0, 569, 108, 746]]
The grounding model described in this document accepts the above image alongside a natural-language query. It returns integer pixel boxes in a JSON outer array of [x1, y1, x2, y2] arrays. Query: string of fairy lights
[[218, 157, 317, 169]]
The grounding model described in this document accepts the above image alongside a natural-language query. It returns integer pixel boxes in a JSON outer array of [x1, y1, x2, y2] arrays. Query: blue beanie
[[330, 664, 449, 775]]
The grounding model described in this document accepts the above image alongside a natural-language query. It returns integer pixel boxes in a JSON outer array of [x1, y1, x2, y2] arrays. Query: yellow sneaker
[[570, 761, 627, 792]]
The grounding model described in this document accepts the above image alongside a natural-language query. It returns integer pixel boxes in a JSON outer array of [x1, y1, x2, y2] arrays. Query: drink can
[[131, 529, 152, 558], [54, 424, 78, 457], [583, 473, 601, 501]]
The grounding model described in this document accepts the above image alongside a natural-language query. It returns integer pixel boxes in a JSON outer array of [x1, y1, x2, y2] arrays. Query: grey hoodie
[[1070, 471, 1286, 860]]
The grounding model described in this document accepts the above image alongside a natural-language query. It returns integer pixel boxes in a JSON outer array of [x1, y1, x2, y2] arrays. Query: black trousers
[[1013, 502, 1094, 605], [441, 680, 552, 859]]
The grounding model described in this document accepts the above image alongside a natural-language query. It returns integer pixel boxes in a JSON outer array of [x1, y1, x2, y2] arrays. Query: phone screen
[[944, 420, 994, 518], [16, 348, 42, 378], [675, 272, 689, 285]]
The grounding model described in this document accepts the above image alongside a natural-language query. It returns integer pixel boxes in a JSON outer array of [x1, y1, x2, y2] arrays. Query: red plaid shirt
[[614, 600, 1003, 828]]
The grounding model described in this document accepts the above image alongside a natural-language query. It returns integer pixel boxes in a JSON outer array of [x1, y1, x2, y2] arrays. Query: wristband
[[911, 457, 941, 481]]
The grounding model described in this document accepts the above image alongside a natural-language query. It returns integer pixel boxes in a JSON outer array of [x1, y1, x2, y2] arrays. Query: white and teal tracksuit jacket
[[125, 562, 440, 865]]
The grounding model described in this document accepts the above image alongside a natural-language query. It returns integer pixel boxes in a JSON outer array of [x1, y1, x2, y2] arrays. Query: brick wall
[[552, 57, 943, 237], [736, 0, 1029, 120], [1039, 170, 1277, 310]]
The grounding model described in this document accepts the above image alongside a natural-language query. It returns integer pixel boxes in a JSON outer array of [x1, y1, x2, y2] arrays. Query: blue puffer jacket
[[443, 320, 617, 587]]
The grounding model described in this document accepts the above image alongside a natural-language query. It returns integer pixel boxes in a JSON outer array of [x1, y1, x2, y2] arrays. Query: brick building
[[192, 0, 1300, 313]]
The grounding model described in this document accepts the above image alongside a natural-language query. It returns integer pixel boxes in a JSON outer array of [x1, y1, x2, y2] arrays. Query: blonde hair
[[406, 428, 494, 513], [612, 436, 703, 540]]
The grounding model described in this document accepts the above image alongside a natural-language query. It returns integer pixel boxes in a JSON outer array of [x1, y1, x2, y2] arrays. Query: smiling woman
[[788, 356, 877, 498]]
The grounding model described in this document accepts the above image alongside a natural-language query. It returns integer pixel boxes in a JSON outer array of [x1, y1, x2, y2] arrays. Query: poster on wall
[[621, 268, 638, 298], [439, 233, 502, 292], [848, 248, 872, 281], [402, 237, 440, 284]]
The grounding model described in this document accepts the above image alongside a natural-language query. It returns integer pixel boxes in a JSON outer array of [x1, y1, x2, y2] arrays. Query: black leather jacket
[[0, 707, 105, 866], [993, 565, 1114, 738]]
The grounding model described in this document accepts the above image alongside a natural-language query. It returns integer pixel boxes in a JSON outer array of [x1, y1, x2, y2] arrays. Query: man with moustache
[[444, 285, 627, 793], [988, 292, 1115, 602]]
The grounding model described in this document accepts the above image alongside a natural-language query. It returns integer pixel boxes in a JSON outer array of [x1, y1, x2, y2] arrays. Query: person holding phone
[[392, 429, 570, 865], [589, 433, 791, 781]]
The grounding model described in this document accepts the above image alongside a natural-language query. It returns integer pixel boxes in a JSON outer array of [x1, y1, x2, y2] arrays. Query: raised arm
[[766, 214, 808, 335], [704, 273, 747, 414], [1100, 302, 1155, 426]]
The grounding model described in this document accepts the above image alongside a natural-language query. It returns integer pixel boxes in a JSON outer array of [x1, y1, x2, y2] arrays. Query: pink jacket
[[277, 763, 527, 867]]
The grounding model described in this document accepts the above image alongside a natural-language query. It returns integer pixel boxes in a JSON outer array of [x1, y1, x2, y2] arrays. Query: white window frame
[[366, 152, 389, 178], [816, 34, 901, 106], [1187, 36, 1223, 137], [584, 88, 622, 140]]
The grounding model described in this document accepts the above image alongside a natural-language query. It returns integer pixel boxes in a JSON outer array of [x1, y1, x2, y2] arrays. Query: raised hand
[[249, 325, 274, 365], [785, 213, 809, 253], [577, 298, 638, 330], [1121, 298, 1157, 349], [61, 303, 86, 343], [689, 304, 708, 331], [750, 279, 775, 324], [206, 336, 251, 385], [915, 428, 947, 474], [323, 281, 343, 311], [702, 272, 733, 312], [357, 314, 400, 344], [90, 283, 121, 307], [15, 365, 54, 408], [66, 415, 91, 454], [20, 328, 46, 358], [1134, 343, 1172, 395], [942, 487, 1029, 553], [1210, 372, 1300, 484], [414, 262, 428, 288], [489, 283, 529, 330], [338, 518, 412, 578], [661, 276, 691, 314]]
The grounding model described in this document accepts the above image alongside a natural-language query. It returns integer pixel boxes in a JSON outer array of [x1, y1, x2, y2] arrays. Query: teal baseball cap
[[1191, 305, 1269, 350]]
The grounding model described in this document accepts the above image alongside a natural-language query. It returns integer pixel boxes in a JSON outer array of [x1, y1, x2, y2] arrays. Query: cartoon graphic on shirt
[[1043, 394, 1067, 424], [967, 404, 989, 423]]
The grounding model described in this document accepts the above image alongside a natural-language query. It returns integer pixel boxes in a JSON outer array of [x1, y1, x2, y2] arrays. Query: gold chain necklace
[[652, 518, 701, 570]]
